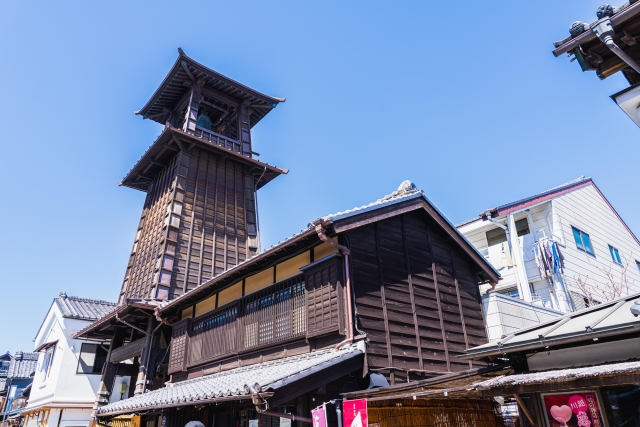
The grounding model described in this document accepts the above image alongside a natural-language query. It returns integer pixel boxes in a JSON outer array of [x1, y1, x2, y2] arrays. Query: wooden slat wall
[[304, 256, 345, 338], [120, 155, 179, 301], [119, 148, 259, 302], [168, 318, 190, 374], [350, 210, 487, 385]]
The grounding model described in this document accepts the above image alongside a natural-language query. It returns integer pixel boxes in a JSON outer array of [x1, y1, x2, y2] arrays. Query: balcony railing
[[193, 126, 243, 155], [11, 398, 28, 411], [178, 275, 307, 370]]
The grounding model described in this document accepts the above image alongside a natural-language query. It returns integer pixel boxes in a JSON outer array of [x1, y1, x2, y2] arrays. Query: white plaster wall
[[482, 293, 563, 342], [25, 407, 92, 427], [26, 304, 101, 410]]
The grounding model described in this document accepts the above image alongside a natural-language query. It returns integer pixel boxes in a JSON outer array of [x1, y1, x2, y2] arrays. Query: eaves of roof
[[457, 176, 592, 228], [137, 49, 284, 125], [462, 292, 640, 360], [552, 1, 640, 57], [119, 127, 287, 193]]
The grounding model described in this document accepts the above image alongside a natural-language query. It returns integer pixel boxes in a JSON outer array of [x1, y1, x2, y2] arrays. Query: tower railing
[[193, 126, 243, 154]]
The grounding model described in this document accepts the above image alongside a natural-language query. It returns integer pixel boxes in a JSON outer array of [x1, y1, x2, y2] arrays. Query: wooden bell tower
[[117, 49, 287, 304]]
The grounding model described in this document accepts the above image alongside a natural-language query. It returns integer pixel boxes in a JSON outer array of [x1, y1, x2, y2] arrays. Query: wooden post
[[514, 394, 536, 427], [182, 76, 204, 135], [90, 327, 126, 425], [134, 319, 158, 396]]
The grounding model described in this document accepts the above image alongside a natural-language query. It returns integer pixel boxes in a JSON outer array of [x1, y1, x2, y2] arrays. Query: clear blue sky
[[1, 1, 637, 354]]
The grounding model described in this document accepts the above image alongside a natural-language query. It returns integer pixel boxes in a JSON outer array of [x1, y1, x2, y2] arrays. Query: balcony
[[11, 397, 28, 411], [170, 275, 309, 373], [168, 255, 346, 375], [193, 126, 244, 155]]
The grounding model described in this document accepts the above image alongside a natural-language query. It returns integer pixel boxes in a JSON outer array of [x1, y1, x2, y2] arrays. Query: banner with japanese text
[[542, 391, 606, 427], [343, 399, 367, 427]]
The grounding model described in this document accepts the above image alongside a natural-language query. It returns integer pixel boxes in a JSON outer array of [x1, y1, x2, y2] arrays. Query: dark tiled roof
[[55, 292, 116, 321], [97, 345, 364, 416], [7, 352, 38, 379]]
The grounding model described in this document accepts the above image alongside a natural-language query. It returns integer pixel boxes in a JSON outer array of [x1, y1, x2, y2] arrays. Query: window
[[0, 361, 9, 376], [572, 226, 595, 256], [76, 343, 108, 374], [608, 245, 622, 265], [486, 218, 530, 246], [40, 345, 56, 378], [504, 288, 520, 299]]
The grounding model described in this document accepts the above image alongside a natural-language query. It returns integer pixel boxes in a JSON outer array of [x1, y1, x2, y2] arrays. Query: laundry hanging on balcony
[[534, 239, 565, 278]]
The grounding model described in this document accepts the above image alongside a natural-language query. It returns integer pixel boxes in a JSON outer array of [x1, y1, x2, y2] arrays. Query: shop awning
[[475, 360, 640, 396], [97, 344, 364, 417]]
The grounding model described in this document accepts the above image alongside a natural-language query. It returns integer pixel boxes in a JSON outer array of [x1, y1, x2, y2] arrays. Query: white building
[[457, 177, 640, 340], [21, 293, 116, 427]]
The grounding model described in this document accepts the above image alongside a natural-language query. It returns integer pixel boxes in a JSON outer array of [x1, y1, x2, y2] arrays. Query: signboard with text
[[541, 391, 606, 427], [343, 399, 368, 427], [311, 405, 327, 427]]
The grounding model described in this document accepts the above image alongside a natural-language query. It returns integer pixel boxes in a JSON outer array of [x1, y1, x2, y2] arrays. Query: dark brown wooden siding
[[168, 318, 190, 374], [119, 148, 259, 302], [350, 210, 486, 385], [304, 255, 345, 338]]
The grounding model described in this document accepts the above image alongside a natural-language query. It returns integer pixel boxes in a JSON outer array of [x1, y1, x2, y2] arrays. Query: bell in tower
[[117, 49, 287, 304]]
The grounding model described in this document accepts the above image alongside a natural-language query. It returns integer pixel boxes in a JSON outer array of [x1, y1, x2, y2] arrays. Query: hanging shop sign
[[541, 391, 607, 427], [311, 405, 327, 427], [343, 399, 367, 427]]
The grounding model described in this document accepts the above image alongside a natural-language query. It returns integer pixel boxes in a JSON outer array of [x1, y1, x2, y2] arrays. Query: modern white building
[[458, 177, 640, 340], [21, 293, 116, 427]]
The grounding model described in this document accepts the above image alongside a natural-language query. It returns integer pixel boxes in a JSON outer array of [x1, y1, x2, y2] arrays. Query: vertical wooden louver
[[304, 254, 345, 338], [168, 318, 190, 374]]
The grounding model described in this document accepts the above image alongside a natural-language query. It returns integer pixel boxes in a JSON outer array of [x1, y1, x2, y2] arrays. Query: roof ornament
[[596, 4, 615, 19], [569, 21, 587, 36], [373, 180, 421, 204], [59, 291, 67, 298]]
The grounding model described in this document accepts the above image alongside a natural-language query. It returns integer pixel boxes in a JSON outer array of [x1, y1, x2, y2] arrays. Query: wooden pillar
[[90, 327, 126, 424], [238, 101, 252, 157], [182, 75, 204, 135], [134, 319, 158, 396]]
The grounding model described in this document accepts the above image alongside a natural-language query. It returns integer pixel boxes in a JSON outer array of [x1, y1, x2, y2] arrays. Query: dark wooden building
[[76, 52, 500, 427]]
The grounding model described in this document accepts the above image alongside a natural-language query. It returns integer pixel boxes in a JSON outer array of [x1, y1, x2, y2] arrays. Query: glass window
[[600, 385, 640, 427], [609, 245, 622, 264], [486, 219, 529, 246], [76, 343, 107, 374], [505, 288, 520, 299], [572, 226, 595, 256], [41, 345, 56, 378]]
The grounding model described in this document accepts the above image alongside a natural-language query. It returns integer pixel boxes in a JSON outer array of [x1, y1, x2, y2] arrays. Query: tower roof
[[136, 49, 285, 128]]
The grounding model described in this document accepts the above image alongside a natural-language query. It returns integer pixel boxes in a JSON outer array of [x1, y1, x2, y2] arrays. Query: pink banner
[[343, 399, 368, 427], [542, 392, 605, 427], [311, 406, 327, 427]]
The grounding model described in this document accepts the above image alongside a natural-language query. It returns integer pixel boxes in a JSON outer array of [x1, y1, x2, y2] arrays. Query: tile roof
[[7, 352, 38, 379], [54, 292, 116, 321], [97, 345, 364, 416], [464, 292, 640, 359], [476, 360, 640, 390]]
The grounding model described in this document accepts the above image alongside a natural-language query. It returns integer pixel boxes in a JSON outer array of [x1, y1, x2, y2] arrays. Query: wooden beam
[[201, 86, 240, 107], [427, 226, 450, 372], [171, 134, 185, 151], [181, 60, 196, 82], [513, 394, 536, 426], [450, 249, 472, 369], [374, 222, 395, 385], [401, 215, 424, 373]]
